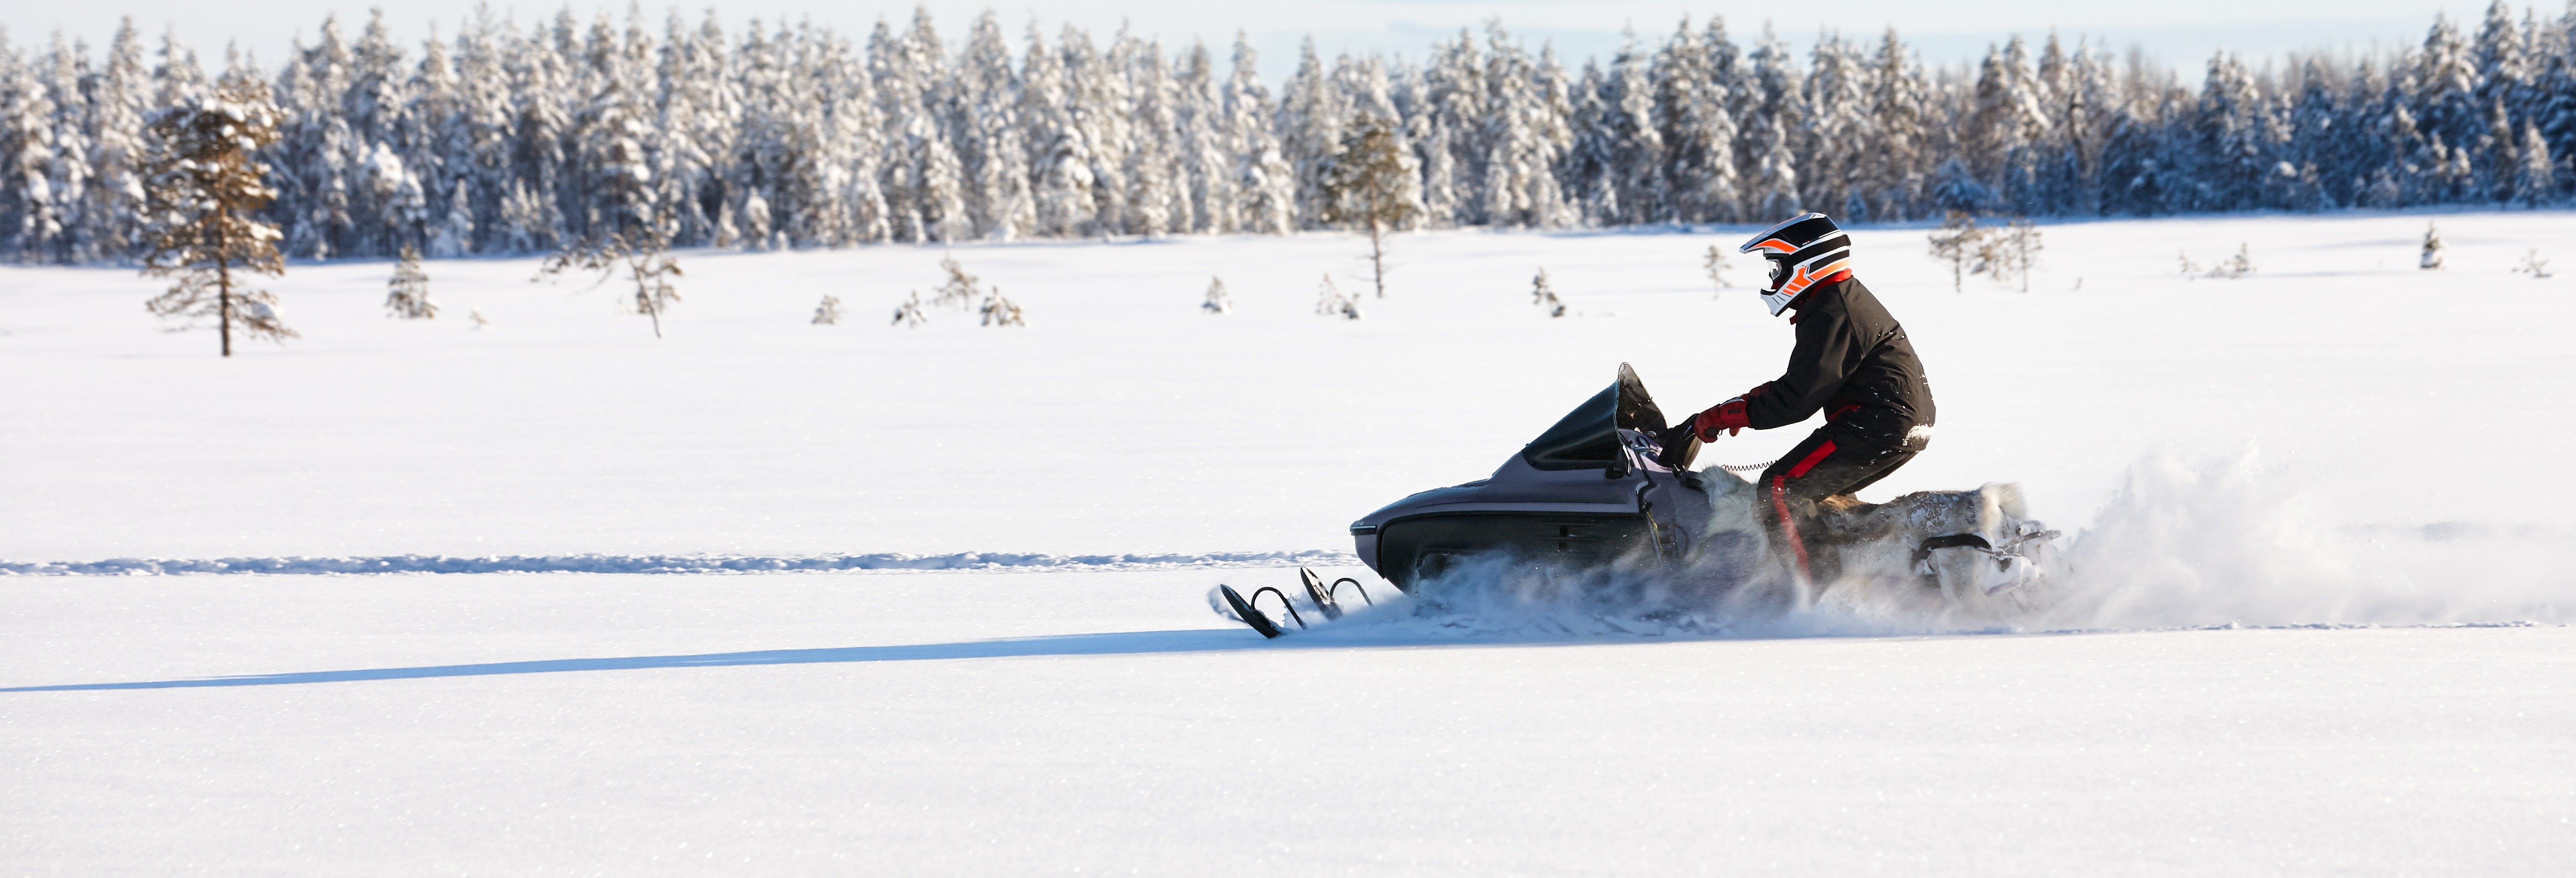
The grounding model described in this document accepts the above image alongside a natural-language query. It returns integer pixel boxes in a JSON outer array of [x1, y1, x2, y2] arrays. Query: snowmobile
[[1215, 363, 2063, 637]]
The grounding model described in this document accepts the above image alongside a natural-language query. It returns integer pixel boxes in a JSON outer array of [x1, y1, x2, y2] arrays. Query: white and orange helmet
[[1738, 212, 1853, 316]]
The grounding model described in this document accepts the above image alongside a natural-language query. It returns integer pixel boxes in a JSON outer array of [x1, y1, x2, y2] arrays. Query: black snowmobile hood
[[1349, 363, 1673, 533]]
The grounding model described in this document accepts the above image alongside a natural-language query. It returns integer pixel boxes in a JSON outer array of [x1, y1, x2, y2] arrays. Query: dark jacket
[[1743, 275, 1936, 451]]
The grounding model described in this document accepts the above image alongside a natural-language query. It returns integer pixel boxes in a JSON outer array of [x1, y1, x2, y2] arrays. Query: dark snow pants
[[1757, 426, 1917, 589]]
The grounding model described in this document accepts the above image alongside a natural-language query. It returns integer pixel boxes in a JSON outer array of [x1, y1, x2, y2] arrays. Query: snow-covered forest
[[4, 2, 2576, 264]]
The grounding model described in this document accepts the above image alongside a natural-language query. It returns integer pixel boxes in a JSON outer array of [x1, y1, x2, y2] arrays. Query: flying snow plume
[[1224, 451, 2571, 642], [2038, 451, 2572, 629]]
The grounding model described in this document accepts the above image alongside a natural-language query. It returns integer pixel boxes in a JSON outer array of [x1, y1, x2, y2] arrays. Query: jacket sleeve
[[1742, 302, 1860, 430]]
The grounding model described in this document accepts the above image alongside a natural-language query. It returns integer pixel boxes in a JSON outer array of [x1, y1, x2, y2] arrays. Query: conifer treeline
[[4, 3, 2574, 264]]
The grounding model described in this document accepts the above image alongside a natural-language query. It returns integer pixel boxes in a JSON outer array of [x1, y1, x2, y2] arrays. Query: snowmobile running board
[[1221, 567, 1379, 638]]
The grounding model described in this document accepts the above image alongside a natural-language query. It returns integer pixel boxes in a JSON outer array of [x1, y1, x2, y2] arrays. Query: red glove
[[1692, 396, 1752, 441]]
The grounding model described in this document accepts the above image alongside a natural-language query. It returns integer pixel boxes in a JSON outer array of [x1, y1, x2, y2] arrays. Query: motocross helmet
[[1738, 212, 1853, 316]]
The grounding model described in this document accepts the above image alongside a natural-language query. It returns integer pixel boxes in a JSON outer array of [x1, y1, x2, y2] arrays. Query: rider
[[1661, 212, 1936, 589]]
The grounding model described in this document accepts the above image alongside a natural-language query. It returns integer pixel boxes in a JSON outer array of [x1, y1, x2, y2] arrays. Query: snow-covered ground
[[6, 211, 2574, 873]]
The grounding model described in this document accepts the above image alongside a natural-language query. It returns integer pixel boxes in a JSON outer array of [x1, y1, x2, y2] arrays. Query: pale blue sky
[[4, 0, 2536, 80]]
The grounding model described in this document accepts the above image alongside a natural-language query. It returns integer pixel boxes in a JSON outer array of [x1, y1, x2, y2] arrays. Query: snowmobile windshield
[[1522, 364, 1668, 471]]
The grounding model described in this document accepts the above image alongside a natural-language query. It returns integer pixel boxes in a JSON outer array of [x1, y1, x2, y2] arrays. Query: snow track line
[[0, 550, 1361, 577]]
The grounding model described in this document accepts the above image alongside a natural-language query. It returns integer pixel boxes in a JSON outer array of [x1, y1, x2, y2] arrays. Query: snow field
[[5, 211, 2576, 873], [4, 211, 2573, 565], [6, 571, 2573, 874]]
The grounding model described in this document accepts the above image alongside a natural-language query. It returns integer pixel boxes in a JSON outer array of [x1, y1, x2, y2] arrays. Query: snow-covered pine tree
[[1742, 27, 1803, 218], [1527, 40, 1581, 229], [151, 27, 205, 109], [2420, 221, 2446, 268], [384, 243, 436, 318], [878, 11, 968, 244], [2415, 15, 2483, 202], [505, 18, 572, 252], [812, 294, 842, 324], [1175, 41, 1235, 234], [958, 12, 1032, 240], [733, 20, 797, 246], [1863, 28, 1931, 220], [1121, 39, 1180, 237], [447, 12, 516, 252], [2513, 121, 2557, 205], [2470, 0, 2530, 197], [1703, 244, 1730, 294], [1799, 33, 1873, 221], [1483, 24, 1570, 228], [1652, 17, 1740, 224], [343, 11, 413, 256], [1600, 30, 1664, 223], [2193, 53, 2276, 211], [1277, 38, 1345, 229], [1963, 38, 2046, 212], [35, 33, 92, 264], [361, 142, 427, 254], [1017, 22, 1088, 238], [1061, 26, 1130, 236], [827, 28, 894, 246], [81, 19, 149, 262], [0, 33, 65, 261], [139, 71, 293, 355], [653, 11, 732, 248], [1412, 29, 1478, 226], [1563, 59, 1619, 223], [572, 37, 656, 248], [1225, 33, 1293, 234], [1321, 111, 1419, 297], [413, 29, 476, 256]]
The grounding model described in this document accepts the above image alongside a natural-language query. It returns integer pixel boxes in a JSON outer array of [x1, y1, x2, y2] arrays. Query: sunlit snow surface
[[5, 211, 2574, 873]]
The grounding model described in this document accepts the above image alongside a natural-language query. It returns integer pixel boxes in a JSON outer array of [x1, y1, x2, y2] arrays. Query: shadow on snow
[[0, 628, 1298, 692]]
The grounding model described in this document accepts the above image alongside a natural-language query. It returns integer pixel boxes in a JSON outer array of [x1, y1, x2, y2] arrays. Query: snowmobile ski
[[1217, 583, 1298, 638], [1299, 567, 1343, 620]]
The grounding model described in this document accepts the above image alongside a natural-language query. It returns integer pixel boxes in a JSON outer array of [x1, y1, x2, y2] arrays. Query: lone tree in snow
[[384, 245, 436, 319], [1925, 212, 1989, 293], [1201, 276, 1232, 314], [979, 290, 1025, 326], [2512, 250, 2552, 279], [2419, 222, 2446, 270], [1531, 267, 1566, 317], [139, 73, 294, 356], [1979, 217, 2042, 292], [1321, 112, 1419, 299], [536, 225, 684, 338], [932, 255, 984, 310], [811, 295, 844, 325], [1703, 245, 1732, 295], [891, 291, 929, 327], [1314, 275, 1362, 320], [2194, 243, 2257, 280]]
